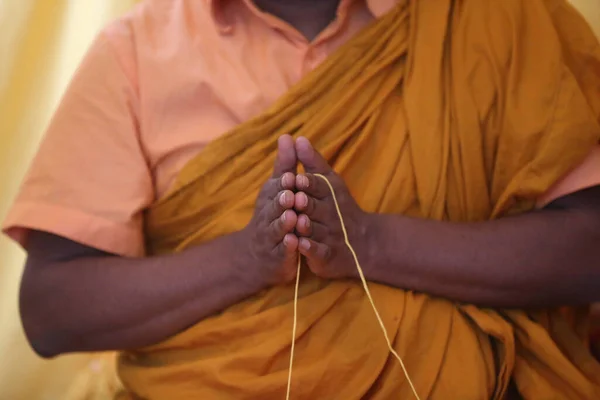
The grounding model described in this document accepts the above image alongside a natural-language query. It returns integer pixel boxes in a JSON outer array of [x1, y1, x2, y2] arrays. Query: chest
[[133, 21, 373, 197]]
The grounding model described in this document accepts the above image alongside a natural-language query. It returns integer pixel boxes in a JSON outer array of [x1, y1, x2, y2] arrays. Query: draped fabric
[[0, 0, 599, 400], [116, 0, 600, 399]]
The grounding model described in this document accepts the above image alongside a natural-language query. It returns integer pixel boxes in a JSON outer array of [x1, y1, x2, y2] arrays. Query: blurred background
[[0, 0, 598, 399]]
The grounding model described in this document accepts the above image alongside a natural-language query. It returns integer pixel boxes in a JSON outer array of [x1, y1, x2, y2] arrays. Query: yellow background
[[0, 1, 598, 399]]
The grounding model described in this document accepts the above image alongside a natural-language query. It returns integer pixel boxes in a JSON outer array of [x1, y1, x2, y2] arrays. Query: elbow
[[21, 317, 81, 359], [29, 337, 61, 360], [20, 318, 64, 359], [19, 269, 79, 358], [20, 311, 73, 359], [20, 293, 75, 359], [19, 258, 88, 358]]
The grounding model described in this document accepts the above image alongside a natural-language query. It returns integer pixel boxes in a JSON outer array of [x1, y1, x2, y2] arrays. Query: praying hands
[[275, 135, 600, 312], [293, 137, 373, 281]]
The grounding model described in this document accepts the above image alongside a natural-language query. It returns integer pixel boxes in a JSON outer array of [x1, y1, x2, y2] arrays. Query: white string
[[285, 174, 421, 400], [285, 256, 301, 399]]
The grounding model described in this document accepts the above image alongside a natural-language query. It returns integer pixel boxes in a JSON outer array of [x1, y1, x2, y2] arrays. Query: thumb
[[295, 137, 332, 174], [272, 135, 297, 177]]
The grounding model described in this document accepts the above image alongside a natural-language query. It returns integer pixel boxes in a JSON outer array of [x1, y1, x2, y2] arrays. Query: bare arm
[[366, 186, 600, 308], [20, 135, 301, 358], [21, 230, 260, 357]]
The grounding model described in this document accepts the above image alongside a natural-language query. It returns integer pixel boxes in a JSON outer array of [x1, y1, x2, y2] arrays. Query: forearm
[[366, 208, 600, 308], [21, 231, 263, 357]]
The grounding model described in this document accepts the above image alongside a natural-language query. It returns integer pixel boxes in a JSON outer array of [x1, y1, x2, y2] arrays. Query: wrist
[[361, 214, 426, 292], [230, 229, 271, 293], [358, 212, 380, 280], [360, 213, 407, 284]]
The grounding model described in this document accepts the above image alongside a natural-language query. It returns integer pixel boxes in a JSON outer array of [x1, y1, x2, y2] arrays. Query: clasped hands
[[242, 134, 373, 287]]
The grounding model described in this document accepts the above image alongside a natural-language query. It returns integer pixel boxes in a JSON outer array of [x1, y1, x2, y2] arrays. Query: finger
[[269, 209, 297, 242], [294, 192, 329, 221], [272, 135, 297, 178], [274, 233, 299, 261], [296, 173, 331, 199], [265, 190, 295, 219], [296, 215, 329, 242], [295, 137, 333, 175], [298, 238, 331, 262], [283, 233, 299, 254], [295, 214, 312, 237], [261, 173, 296, 202], [280, 172, 296, 191]]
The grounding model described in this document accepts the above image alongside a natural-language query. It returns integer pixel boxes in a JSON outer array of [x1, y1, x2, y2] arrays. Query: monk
[[4, 0, 600, 398]]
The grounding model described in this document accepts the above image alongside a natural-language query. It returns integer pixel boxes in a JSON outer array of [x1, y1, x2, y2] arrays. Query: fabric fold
[[118, 0, 600, 398]]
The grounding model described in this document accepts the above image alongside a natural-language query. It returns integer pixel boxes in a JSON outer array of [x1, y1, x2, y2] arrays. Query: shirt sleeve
[[537, 146, 600, 208], [2, 30, 154, 257]]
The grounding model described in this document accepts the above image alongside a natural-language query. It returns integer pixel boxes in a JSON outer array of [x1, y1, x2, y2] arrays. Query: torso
[[107, 0, 383, 198]]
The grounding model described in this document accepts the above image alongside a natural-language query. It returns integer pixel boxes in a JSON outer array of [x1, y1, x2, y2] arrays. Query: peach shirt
[[3, 0, 600, 257]]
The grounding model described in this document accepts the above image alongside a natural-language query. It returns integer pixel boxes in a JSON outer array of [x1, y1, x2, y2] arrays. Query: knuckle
[[278, 175, 290, 191], [307, 198, 317, 215], [276, 243, 288, 258], [269, 219, 282, 240], [264, 178, 277, 195], [305, 223, 314, 238], [314, 202, 327, 221], [322, 246, 332, 261], [271, 193, 283, 212], [311, 177, 321, 194], [310, 262, 324, 276], [269, 244, 282, 260], [311, 224, 323, 241]]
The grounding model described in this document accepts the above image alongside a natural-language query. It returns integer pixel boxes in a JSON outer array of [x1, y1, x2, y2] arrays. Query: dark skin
[[17, 0, 354, 361], [20, 135, 300, 358], [18, 4, 599, 388], [293, 136, 600, 308], [251, 0, 600, 309], [253, 0, 341, 41], [22, 134, 600, 360]]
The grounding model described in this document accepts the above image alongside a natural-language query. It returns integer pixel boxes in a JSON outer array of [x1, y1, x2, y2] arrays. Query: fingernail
[[281, 212, 287, 222], [280, 191, 290, 205], [304, 217, 310, 228], [282, 173, 292, 187], [284, 235, 289, 245], [300, 193, 308, 207], [300, 175, 309, 188], [300, 239, 310, 251]]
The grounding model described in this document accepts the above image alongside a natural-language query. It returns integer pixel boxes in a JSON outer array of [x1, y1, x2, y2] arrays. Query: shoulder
[[97, 0, 221, 84], [102, 0, 218, 52]]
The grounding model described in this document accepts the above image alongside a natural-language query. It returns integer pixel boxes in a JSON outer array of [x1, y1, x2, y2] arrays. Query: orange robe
[[118, 0, 600, 398]]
